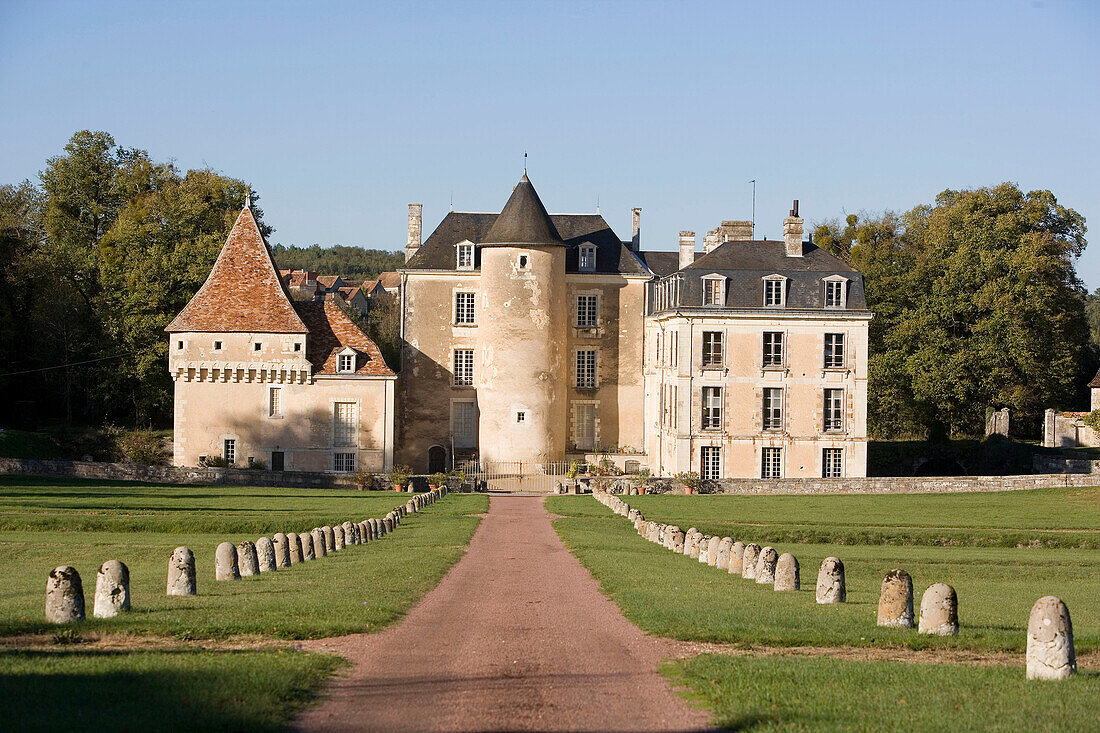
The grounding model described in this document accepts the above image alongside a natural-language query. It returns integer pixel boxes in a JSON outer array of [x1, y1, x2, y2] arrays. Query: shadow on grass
[[0, 646, 338, 732]]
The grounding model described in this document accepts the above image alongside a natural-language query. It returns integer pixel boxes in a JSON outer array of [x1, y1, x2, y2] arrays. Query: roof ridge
[[482, 175, 565, 246]]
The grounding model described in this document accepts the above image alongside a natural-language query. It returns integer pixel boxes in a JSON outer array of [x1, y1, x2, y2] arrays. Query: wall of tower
[[476, 246, 567, 465]]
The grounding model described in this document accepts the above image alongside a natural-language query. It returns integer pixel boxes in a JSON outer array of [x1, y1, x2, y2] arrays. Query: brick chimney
[[783, 200, 803, 257], [678, 231, 696, 270], [631, 207, 641, 251], [719, 220, 753, 242], [405, 203, 422, 262]]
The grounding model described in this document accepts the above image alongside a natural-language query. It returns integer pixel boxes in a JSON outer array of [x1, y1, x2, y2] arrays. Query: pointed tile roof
[[166, 208, 308, 333], [481, 173, 565, 246]]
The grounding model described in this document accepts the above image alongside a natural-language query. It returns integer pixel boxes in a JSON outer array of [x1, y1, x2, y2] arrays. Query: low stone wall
[[604, 472, 1098, 496], [0, 457, 376, 489], [1032, 454, 1100, 475]]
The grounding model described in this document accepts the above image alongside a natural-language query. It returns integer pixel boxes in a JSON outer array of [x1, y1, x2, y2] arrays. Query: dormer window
[[763, 276, 787, 308], [824, 276, 848, 309], [456, 242, 474, 270], [338, 352, 355, 373], [702, 275, 726, 307], [579, 244, 596, 272]]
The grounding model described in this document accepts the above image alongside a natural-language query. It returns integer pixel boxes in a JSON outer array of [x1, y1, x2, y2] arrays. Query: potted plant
[[635, 467, 652, 495], [388, 464, 411, 492], [428, 472, 447, 491], [675, 470, 701, 495]]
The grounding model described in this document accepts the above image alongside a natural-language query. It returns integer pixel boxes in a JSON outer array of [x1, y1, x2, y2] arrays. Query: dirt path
[[293, 495, 714, 732]]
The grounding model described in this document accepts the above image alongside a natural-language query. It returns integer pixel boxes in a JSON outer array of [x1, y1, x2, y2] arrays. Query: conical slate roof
[[166, 207, 308, 333], [481, 173, 565, 246]]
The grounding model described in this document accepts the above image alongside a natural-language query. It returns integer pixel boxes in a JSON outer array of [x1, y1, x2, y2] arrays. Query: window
[[655, 332, 662, 366], [574, 403, 596, 450], [576, 350, 597, 389], [452, 401, 478, 448], [702, 332, 724, 367], [762, 447, 783, 478], [333, 402, 357, 446], [453, 349, 474, 386], [269, 387, 281, 417], [223, 439, 236, 464], [254, 342, 262, 351], [177, 340, 184, 350], [455, 292, 476, 324], [213, 340, 223, 351], [824, 333, 845, 368], [293, 342, 302, 352], [763, 388, 783, 431], [338, 353, 354, 373], [516, 411, 525, 423], [671, 331, 678, 366], [576, 295, 598, 328], [764, 277, 785, 307], [701, 446, 721, 480], [702, 277, 724, 306], [702, 386, 722, 430], [824, 279, 845, 308], [824, 389, 844, 432], [457, 243, 474, 270], [763, 332, 784, 367], [823, 448, 843, 478], [334, 452, 356, 472], [518, 254, 529, 270], [579, 244, 596, 271]]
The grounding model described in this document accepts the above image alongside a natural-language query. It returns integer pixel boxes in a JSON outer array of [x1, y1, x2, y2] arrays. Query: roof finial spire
[[245, 191, 252, 210], [523, 151, 527, 175]]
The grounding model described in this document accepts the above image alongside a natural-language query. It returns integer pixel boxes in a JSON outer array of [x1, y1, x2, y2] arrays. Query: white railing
[[456, 460, 574, 493]]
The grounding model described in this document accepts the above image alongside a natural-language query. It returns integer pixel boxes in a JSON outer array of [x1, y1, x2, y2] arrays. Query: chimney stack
[[405, 203, 422, 262], [783, 200, 803, 257], [631, 207, 641, 252], [719, 220, 754, 242], [704, 229, 719, 254], [678, 231, 696, 271]]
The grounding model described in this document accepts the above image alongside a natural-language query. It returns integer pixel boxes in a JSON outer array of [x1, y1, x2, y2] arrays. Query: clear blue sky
[[2, 1, 1098, 285]]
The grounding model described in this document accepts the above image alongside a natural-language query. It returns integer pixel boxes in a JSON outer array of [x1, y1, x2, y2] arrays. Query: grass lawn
[[667, 654, 1100, 732], [0, 475, 488, 729], [547, 491, 1100, 653], [0, 647, 342, 732]]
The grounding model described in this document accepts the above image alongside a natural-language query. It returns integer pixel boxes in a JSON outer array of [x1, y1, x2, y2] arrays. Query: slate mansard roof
[[654, 240, 869, 312], [403, 175, 649, 276]]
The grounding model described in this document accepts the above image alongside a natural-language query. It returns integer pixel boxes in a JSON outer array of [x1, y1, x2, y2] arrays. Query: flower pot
[[638, 486, 647, 495], [393, 483, 404, 492], [683, 486, 695, 495], [429, 484, 439, 491]]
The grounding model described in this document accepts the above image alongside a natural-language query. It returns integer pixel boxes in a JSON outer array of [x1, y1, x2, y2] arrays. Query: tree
[[815, 183, 1089, 438]]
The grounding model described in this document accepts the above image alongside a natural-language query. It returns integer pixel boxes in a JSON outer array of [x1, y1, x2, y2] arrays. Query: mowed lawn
[[548, 489, 1100, 653], [0, 475, 488, 729], [549, 489, 1100, 731]]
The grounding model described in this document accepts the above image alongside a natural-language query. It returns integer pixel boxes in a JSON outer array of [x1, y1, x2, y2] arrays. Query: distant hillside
[[272, 244, 404, 279]]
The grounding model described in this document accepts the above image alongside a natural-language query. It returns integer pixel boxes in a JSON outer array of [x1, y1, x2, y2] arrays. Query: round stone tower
[[475, 174, 568, 466]]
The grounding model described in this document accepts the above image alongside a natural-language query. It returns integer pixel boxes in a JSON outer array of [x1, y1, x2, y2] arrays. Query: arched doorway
[[427, 445, 447, 474]]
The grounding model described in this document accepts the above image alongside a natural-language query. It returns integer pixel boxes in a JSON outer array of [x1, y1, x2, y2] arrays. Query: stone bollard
[[340, 522, 355, 546], [773, 553, 799, 591], [683, 527, 698, 555], [715, 537, 733, 570], [256, 537, 276, 572], [215, 542, 240, 580], [666, 527, 685, 553], [288, 533, 304, 564], [311, 529, 326, 558], [384, 516, 394, 533], [634, 517, 645, 533], [406, 500, 416, 514], [272, 533, 291, 568], [46, 566, 85, 623], [93, 560, 130, 618], [358, 521, 369, 542], [237, 541, 260, 576], [918, 583, 958, 636], [815, 557, 846, 603], [755, 546, 778, 584], [322, 526, 335, 553], [742, 544, 761, 580], [369, 518, 381, 538], [697, 536, 712, 564], [1026, 596, 1076, 680], [705, 536, 721, 567], [333, 525, 345, 551], [301, 532, 316, 561], [728, 541, 745, 575], [877, 569, 914, 628], [647, 523, 661, 543], [167, 546, 197, 596]]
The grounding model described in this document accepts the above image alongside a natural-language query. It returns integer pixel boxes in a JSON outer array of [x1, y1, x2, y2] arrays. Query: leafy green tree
[[815, 183, 1089, 438], [271, 243, 403, 279]]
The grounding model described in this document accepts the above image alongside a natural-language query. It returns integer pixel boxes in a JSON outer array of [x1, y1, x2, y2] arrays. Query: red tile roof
[[293, 299, 395, 376], [316, 275, 342, 289], [167, 208, 308, 334], [376, 271, 401, 290]]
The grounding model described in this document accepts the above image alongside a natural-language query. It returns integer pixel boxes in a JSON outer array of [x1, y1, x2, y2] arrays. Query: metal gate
[[456, 460, 572, 494]]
